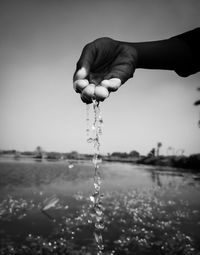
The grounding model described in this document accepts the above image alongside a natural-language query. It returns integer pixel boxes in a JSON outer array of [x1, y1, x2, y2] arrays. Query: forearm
[[125, 37, 194, 77]]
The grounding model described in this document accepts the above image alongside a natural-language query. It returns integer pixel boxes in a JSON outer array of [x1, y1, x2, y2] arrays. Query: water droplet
[[96, 214, 103, 222], [94, 175, 101, 184], [97, 251, 104, 255], [90, 192, 99, 204], [87, 138, 94, 143], [97, 244, 104, 251], [94, 206, 103, 216], [95, 222, 105, 230], [42, 196, 59, 211], [90, 195, 95, 203], [94, 232, 103, 244]]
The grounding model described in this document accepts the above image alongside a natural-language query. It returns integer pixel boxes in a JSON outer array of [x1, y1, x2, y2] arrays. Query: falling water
[[86, 100, 104, 254]]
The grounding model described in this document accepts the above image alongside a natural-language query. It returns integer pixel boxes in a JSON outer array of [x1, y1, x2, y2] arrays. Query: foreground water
[[0, 158, 200, 255]]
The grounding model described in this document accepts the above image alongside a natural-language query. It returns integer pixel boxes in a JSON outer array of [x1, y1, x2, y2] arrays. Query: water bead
[[87, 138, 94, 143], [90, 195, 95, 204], [94, 175, 101, 184], [94, 206, 103, 216], [90, 193, 100, 204], [94, 178, 102, 190], [94, 184, 100, 192], [94, 182, 101, 192], [92, 157, 102, 165], [97, 251, 104, 255], [68, 164, 74, 169], [95, 216, 104, 224], [99, 117, 103, 124], [97, 244, 105, 250], [94, 232, 103, 244], [42, 196, 59, 211]]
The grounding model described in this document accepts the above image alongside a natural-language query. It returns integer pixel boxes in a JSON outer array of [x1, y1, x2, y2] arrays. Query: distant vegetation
[[0, 147, 200, 171], [138, 154, 200, 171]]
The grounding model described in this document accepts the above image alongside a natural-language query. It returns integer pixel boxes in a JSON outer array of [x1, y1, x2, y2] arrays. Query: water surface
[[0, 158, 200, 254]]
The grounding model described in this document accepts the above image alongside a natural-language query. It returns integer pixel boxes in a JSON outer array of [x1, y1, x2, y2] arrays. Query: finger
[[100, 78, 121, 92], [80, 93, 93, 104], [73, 43, 96, 81], [94, 86, 109, 101], [73, 79, 89, 93], [82, 84, 95, 101], [73, 67, 88, 82]]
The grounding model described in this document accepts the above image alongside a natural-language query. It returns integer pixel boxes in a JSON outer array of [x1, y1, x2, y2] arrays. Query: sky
[[0, 0, 200, 156]]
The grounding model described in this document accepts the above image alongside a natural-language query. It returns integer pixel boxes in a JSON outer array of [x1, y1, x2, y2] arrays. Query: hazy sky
[[0, 0, 200, 155]]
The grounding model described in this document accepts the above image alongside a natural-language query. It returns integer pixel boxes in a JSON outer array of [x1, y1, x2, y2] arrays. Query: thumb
[[73, 67, 88, 81], [73, 43, 96, 82]]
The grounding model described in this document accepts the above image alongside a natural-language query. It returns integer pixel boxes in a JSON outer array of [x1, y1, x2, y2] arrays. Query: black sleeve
[[171, 28, 200, 77]]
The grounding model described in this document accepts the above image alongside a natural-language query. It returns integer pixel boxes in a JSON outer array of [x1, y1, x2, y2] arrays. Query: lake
[[0, 158, 200, 255]]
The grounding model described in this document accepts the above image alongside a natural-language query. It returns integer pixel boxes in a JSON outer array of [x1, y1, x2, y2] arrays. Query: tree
[[67, 151, 79, 159], [156, 142, 162, 157], [111, 152, 128, 158], [147, 148, 155, 158], [129, 150, 140, 158]]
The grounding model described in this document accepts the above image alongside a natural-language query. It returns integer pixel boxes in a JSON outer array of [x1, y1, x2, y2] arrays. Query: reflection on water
[[0, 158, 200, 254]]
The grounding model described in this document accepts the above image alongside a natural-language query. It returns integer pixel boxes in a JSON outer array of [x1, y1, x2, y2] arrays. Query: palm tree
[[156, 142, 162, 157]]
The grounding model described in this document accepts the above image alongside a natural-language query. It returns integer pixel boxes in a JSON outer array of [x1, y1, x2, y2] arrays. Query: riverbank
[[137, 154, 200, 171], [1, 152, 200, 171]]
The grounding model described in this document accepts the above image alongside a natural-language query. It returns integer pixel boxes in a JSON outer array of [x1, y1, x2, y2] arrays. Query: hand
[[73, 37, 137, 103]]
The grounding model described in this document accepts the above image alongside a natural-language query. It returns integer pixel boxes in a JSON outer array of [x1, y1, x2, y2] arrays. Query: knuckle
[[83, 42, 93, 51]]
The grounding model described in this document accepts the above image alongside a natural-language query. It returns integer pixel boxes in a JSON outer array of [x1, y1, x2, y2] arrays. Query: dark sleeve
[[171, 28, 200, 77]]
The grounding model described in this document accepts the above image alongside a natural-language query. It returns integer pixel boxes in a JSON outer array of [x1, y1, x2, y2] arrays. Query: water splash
[[41, 195, 59, 211], [86, 100, 104, 254]]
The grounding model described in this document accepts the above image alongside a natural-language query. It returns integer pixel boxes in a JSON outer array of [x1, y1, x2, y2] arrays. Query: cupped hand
[[73, 37, 137, 103]]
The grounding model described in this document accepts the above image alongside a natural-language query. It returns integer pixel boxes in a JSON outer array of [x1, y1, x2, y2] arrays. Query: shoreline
[[0, 154, 200, 172]]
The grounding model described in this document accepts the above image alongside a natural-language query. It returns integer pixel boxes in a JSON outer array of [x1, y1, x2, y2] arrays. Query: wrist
[[123, 37, 193, 76], [118, 40, 139, 69], [130, 39, 175, 70]]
